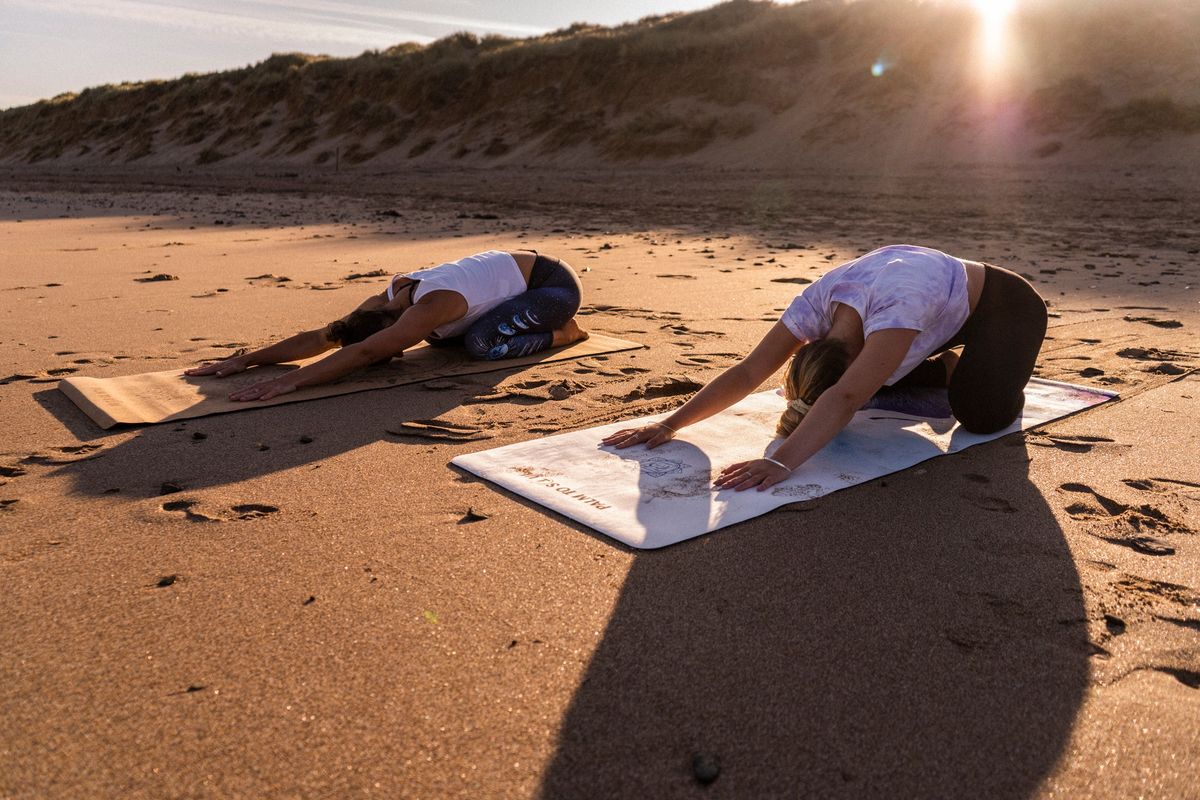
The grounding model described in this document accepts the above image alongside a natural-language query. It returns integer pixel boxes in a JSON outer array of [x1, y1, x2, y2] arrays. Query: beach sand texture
[[2, 0, 1199, 795], [1, 168, 1196, 798]]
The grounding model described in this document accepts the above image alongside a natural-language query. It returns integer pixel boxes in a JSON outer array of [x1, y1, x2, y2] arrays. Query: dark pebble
[[299, 435, 314, 444], [159, 482, 184, 495], [156, 575, 178, 588], [692, 753, 720, 785], [192, 432, 207, 440], [303, 595, 316, 605]]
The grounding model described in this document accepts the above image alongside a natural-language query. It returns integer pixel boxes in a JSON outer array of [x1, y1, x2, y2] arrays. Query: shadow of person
[[607, 438, 713, 551], [538, 440, 1088, 798], [36, 366, 518, 497]]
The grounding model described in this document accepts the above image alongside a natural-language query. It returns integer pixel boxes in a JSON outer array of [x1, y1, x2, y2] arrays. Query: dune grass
[[1, 0, 1197, 166]]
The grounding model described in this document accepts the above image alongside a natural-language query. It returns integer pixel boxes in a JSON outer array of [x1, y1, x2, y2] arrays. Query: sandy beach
[[0, 161, 1197, 797]]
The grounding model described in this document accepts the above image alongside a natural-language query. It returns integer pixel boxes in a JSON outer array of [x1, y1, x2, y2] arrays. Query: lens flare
[[973, 0, 1017, 72]]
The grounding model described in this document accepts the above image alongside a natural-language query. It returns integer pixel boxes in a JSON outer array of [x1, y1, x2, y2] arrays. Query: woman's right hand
[[184, 354, 251, 378], [601, 421, 676, 449]]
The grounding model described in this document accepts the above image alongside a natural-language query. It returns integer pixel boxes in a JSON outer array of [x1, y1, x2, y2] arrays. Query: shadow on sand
[[538, 439, 1087, 798], [33, 366, 525, 496]]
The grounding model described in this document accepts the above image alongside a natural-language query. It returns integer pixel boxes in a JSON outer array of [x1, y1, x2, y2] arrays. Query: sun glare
[[973, 0, 1017, 75]]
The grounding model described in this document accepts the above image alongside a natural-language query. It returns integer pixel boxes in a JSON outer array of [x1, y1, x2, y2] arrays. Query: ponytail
[[777, 339, 851, 436]]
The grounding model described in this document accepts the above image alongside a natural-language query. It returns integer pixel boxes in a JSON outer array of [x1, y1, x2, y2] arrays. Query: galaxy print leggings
[[429, 254, 583, 361]]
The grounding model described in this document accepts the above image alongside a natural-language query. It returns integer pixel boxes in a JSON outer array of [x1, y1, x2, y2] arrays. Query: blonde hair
[[777, 339, 851, 436]]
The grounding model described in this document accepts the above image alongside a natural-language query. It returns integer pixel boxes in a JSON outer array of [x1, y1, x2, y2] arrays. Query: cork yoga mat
[[58, 334, 642, 429]]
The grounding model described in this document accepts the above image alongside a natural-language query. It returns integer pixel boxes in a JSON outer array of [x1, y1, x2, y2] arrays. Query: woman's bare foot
[[551, 317, 589, 348]]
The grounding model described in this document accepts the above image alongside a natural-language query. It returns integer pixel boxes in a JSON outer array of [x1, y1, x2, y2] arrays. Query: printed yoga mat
[[451, 378, 1117, 549], [58, 334, 642, 429]]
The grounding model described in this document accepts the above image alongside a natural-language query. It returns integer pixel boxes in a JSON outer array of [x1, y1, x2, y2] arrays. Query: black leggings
[[427, 255, 582, 360], [893, 264, 1047, 433]]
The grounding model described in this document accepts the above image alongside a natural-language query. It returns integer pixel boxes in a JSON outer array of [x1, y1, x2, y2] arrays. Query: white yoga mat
[[451, 378, 1117, 549]]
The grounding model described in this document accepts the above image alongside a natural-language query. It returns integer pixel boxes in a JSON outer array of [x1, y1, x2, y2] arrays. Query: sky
[[0, 0, 718, 109]]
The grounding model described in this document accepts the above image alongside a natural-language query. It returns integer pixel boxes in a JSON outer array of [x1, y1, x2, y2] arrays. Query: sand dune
[[2, 0, 1199, 171]]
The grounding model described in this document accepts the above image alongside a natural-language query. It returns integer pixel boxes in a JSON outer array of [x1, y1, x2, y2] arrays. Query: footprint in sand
[[385, 419, 493, 442], [961, 494, 1017, 513], [1060, 483, 1184, 556], [1123, 315, 1183, 329], [22, 444, 106, 465], [617, 376, 703, 402], [1143, 363, 1190, 376], [231, 504, 280, 519], [1027, 433, 1126, 454], [1116, 347, 1196, 362], [161, 499, 219, 523], [161, 499, 279, 522], [1112, 574, 1198, 608], [1122, 477, 1200, 501]]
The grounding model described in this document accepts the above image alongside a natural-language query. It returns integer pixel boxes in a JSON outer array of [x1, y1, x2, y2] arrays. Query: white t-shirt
[[779, 245, 970, 385], [389, 250, 528, 339]]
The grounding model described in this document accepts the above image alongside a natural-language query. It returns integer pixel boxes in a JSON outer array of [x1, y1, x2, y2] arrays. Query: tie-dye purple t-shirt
[[779, 244, 970, 385]]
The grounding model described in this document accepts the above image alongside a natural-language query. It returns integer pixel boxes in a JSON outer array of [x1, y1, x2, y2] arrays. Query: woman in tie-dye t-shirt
[[603, 245, 1047, 491]]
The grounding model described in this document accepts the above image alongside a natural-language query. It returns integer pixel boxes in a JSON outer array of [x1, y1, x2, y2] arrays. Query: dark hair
[[328, 309, 396, 346], [777, 338, 852, 436]]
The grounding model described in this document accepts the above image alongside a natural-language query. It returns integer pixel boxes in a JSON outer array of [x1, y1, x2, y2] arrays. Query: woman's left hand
[[228, 377, 298, 402], [714, 459, 791, 492]]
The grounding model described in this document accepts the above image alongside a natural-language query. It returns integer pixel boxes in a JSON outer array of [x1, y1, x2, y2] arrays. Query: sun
[[972, 0, 1018, 73], [974, 0, 1017, 29]]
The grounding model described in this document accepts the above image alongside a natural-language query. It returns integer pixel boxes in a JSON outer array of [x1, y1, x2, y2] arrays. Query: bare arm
[[228, 296, 460, 401], [715, 327, 918, 491], [185, 290, 390, 377], [602, 323, 804, 449]]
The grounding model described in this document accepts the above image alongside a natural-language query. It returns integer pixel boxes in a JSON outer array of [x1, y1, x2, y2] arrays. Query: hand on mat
[[185, 354, 250, 378], [601, 422, 676, 449], [714, 459, 790, 492], [229, 377, 297, 402]]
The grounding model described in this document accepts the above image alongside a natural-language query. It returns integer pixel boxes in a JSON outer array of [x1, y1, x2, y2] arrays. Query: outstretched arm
[[603, 323, 803, 449], [714, 327, 917, 491], [227, 300, 453, 401], [185, 290, 390, 377]]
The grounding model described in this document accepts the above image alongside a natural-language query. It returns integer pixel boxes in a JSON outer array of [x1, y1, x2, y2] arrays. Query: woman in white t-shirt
[[186, 250, 587, 401], [603, 244, 1047, 491]]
